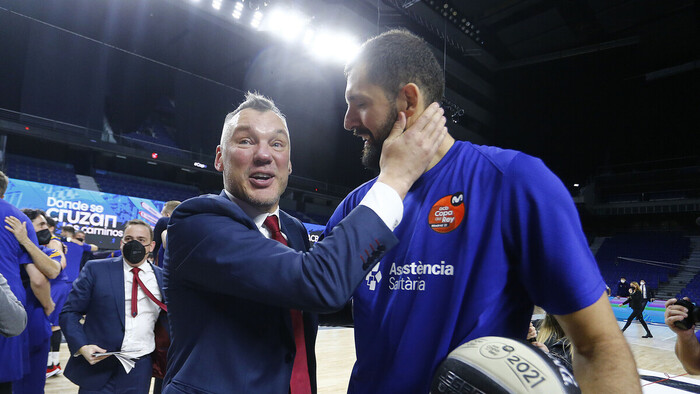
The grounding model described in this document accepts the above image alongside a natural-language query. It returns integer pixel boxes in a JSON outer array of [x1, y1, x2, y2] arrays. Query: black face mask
[[36, 229, 52, 245], [123, 240, 147, 265]]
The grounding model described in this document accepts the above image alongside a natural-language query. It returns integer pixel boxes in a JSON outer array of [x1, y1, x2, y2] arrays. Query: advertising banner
[[6, 178, 325, 249], [5, 178, 165, 249]]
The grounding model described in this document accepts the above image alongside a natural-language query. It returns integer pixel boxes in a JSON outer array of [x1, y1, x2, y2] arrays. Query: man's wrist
[[376, 174, 410, 200], [677, 328, 697, 341]]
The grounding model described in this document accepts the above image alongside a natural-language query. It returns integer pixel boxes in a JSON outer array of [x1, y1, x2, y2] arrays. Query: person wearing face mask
[[60, 219, 166, 393], [0, 172, 55, 394], [639, 279, 655, 309], [617, 277, 630, 298], [3, 209, 63, 392]]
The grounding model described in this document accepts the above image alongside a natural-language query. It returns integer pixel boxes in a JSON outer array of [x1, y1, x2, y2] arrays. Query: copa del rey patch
[[428, 192, 464, 233]]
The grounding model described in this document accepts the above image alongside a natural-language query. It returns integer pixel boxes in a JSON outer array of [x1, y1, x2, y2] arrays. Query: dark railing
[[0, 107, 352, 198]]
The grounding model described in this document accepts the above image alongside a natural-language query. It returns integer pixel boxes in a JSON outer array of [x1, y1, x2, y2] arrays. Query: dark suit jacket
[[162, 191, 398, 393], [59, 257, 164, 390]]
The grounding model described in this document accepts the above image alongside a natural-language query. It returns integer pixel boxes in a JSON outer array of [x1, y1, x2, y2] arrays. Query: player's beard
[[360, 106, 399, 170]]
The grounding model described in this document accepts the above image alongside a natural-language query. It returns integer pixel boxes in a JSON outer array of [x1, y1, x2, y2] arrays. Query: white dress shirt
[[120, 259, 162, 370], [227, 192, 285, 239]]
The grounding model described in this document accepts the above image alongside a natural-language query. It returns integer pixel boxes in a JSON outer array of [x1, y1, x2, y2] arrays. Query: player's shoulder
[[462, 141, 529, 173], [345, 178, 377, 202], [0, 199, 28, 218]]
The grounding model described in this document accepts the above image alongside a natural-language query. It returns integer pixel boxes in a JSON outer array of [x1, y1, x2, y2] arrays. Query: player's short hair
[[21, 208, 44, 222], [161, 200, 181, 216], [345, 29, 444, 105], [0, 170, 8, 196]]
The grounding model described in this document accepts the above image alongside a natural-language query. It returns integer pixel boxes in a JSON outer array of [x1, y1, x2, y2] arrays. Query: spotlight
[[263, 7, 310, 41], [302, 29, 316, 46], [212, 0, 222, 10], [250, 11, 264, 28], [309, 30, 360, 64], [232, 1, 243, 18]]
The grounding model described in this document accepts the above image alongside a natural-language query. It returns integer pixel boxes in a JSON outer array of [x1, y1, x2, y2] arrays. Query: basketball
[[430, 336, 580, 394]]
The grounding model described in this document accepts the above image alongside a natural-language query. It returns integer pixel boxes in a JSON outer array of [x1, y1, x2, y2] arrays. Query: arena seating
[[4, 154, 80, 188], [596, 232, 690, 290], [122, 126, 187, 159], [677, 275, 700, 301], [94, 169, 200, 202]]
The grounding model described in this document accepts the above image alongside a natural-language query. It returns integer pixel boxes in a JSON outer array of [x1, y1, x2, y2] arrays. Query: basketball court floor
[[44, 322, 700, 393]]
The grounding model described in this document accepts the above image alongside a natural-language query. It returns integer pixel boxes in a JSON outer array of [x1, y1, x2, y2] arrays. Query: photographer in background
[[665, 297, 700, 374]]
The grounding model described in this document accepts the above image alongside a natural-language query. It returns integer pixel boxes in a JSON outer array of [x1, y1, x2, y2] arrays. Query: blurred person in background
[[4, 207, 61, 393], [616, 277, 630, 298], [621, 281, 653, 338], [60, 219, 166, 393], [152, 201, 180, 267]]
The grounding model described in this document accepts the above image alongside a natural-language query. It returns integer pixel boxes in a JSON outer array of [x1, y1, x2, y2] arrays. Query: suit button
[[285, 353, 293, 363]]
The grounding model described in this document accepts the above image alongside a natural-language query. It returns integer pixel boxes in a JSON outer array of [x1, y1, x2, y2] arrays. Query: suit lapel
[[279, 213, 304, 252], [151, 262, 164, 291], [109, 258, 126, 328]]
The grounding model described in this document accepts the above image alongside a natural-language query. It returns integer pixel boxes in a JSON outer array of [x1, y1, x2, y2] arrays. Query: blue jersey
[[323, 141, 605, 393], [42, 245, 68, 283], [0, 199, 38, 382], [63, 241, 92, 282]]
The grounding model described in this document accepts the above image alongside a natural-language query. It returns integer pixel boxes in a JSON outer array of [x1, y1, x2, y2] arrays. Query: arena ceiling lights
[[260, 5, 360, 64], [195, 0, 360, 64]]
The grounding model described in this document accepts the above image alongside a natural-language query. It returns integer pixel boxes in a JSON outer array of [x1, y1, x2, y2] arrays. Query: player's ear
[[398, 83, 425, 121]]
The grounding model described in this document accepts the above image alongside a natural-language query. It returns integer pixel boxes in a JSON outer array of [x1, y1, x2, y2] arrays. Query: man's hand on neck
[[377, 102, 448, 199]]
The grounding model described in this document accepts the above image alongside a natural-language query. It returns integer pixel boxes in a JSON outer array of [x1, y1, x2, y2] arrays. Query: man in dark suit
[[616, 277, 630, 298], [640, 279, 654, 309], [162, 92, 446, 393], [60, 219, 167, 393]]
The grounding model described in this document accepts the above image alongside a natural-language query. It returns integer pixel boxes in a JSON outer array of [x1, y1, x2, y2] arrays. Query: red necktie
[[130, 267, 167, 317], [263, 215, 311, 394]]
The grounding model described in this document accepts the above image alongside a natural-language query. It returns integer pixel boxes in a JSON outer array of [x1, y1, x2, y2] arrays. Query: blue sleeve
[[39, 246, 62, 263], [322, 181, 374, 239], [501, 153, 605, 315], [82, 243, 92, 252], [18, 215, 39, 266], [695, 329, 700, 343]]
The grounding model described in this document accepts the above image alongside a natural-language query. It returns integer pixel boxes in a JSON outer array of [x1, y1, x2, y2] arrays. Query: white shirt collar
[[122, 258, 154, 273], [224, 189, 280, 232]]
